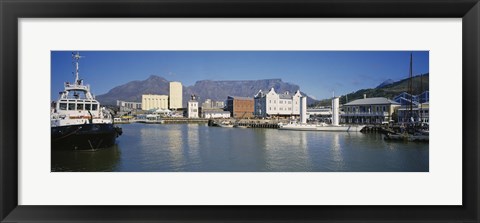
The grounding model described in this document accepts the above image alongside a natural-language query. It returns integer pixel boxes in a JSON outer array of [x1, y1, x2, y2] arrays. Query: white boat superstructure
[[51, 52, 113, 127], [278, 96, 365, 132], [218, 121, 234, 128]]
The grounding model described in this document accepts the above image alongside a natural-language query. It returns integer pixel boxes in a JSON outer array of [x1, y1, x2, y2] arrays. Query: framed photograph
[[1, 0, 479, 222]]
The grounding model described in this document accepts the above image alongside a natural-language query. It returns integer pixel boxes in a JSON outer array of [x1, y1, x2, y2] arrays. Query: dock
[[116, 118, 209, 124]]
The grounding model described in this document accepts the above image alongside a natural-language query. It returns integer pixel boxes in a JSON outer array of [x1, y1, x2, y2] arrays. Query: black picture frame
[[1, 0, 479, 222]]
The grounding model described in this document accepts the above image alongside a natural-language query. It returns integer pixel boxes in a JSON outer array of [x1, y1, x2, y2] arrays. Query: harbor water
[[51, 123, 429, 172]]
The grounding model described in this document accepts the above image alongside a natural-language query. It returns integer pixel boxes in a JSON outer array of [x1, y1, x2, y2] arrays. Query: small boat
[[218, 122, 234, 128], [207, 119, 220, 127], [51, 52, 122, 150]]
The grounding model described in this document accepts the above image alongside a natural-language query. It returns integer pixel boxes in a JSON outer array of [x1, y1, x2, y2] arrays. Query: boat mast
[[72, 52, 83, 84], [419, 72, 423, 123], [408, 53, 413, 123]]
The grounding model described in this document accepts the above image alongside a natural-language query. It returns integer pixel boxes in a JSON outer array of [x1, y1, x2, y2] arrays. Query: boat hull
[[51, 123, 122, 150], [279, 124, 365, 132]]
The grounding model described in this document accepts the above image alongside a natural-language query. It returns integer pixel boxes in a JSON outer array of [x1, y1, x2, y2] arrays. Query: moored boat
[[218, 121, 234, 128], [51, 52, 122, 150]]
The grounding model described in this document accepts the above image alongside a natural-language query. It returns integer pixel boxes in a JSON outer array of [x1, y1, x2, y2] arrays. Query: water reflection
[[330, 132, 344, 170], [51, 144, 121, 172], [52, 124, 429, 172], [261, 129, 311, 171]]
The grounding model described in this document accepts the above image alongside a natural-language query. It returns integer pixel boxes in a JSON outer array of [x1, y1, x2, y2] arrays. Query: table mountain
[[96, 76, 317, 106]]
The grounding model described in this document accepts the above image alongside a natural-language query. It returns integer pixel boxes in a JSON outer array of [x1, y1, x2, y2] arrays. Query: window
[[59, 103, 67, 110], [68, 103, 75, 110], [383, 106, 386, 112], [92, 104, 98, 111], [85, 104, 91, 110], [77, 103, 84, 110]]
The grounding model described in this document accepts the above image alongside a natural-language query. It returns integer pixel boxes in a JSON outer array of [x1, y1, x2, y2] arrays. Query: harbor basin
[[51, 123, 429, 172]]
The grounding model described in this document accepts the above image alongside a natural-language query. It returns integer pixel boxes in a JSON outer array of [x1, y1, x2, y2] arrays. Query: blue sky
[[51, 51, 429, 101]]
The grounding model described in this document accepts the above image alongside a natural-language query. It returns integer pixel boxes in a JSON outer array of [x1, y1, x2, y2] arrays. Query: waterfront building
[[202, 110, 231, 119], [187, 95, 199, 118], [341, 95, 400, 124], [393, 90, 429, 106], [142, 94, 169, 111], [169, 81, 183, 109], [397, 102, 429, 124], [254, 88, 302, 118], [116, 100, 142, 112], [202, 99, 225, 110], [226, 96, 254, 118], [151, 108, 172, 117], [307, 107, 333, 123]]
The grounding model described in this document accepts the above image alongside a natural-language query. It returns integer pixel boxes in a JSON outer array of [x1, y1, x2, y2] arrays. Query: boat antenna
[[408, 53, 413, 124], [72, 52, 84, 84], [420, 72, 423, 123]]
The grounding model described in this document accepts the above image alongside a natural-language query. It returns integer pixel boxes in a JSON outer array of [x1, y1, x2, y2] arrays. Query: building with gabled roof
[[253, 88, 302, 118]]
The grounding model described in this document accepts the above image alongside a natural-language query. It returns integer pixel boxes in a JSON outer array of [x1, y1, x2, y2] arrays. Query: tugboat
[[51, 52, 122, 150]]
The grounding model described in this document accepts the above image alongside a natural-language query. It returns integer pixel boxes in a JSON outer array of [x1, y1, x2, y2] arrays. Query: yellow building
[[169, 82, 183, 109], [142, 94, 169, 110]]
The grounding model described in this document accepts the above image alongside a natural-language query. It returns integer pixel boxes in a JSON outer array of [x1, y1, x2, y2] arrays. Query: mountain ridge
[[311, 73, 429, 106], [96, 76, 317, 106]]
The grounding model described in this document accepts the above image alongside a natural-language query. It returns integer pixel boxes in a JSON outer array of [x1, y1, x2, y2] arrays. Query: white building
[[142, 94, 169, 111], [202, 99, 225, 109], [117, 100, 142, 112], [254, 88, 302, 118], [202, 110, 231, 119], [187, 95, 199, 118], [169, 81, 183, 109]]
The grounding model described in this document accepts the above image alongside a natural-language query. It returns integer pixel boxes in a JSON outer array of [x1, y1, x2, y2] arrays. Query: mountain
[[377, 79, 395, 88], [96, 76, 317, 106], [184, 79, 316, 105], [312, 73, 429, 106], [96, 75, 171, 105]]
